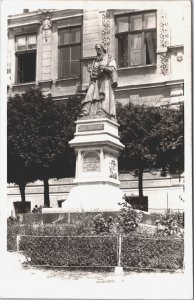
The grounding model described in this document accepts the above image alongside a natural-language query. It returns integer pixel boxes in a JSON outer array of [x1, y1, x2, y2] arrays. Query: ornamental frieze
[[159, 10, 169, 75], [102, 10, 111, 52]]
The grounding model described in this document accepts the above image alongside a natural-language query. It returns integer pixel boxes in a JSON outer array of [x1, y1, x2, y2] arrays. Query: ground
[[0, 251, 190, 299]]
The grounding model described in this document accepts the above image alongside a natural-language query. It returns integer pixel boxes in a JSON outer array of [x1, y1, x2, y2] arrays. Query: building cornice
[[51, 13, 83, 22], [115, 79, 184, 93], [7, 9, 82, 20], [8, 21, 41, 29]]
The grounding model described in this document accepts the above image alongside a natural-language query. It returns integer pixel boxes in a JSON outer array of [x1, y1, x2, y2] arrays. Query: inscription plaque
[[83, 152, 100, 172], [78, 124, 104, 132]]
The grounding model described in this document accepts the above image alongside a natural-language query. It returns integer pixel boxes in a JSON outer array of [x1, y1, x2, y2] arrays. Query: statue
[[79, 44, 118, 118]]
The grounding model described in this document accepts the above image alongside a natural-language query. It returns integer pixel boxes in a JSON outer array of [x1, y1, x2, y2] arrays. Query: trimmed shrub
[[20, 236, 69, 266], [19, 235, 117, 267], [121, 236, 184, 270]]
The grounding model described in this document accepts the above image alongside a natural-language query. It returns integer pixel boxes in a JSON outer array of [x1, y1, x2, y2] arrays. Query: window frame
[[58, 24, 82, 79], [115, 10, 157, 68], [15, 33, 37, 84], [15, 33, 37, 52]]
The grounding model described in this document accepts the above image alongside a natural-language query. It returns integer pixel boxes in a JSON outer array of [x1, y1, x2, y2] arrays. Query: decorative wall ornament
[[160, 52, 169, 75], [41, 10, 52, 42], [102, 10, 111, 53], [159, 10, 169, 49], [177, 51, 183, 62], [159, 10, 169, 75]]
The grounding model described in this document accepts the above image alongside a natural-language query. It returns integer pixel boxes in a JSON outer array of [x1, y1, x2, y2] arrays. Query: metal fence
[[17, 234, 184, 271]]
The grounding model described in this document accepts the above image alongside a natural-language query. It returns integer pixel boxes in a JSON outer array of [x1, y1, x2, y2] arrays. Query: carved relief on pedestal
[[101, 10, 111, 52], [109, 158, 118, 179], [159, 10, 169, 75]]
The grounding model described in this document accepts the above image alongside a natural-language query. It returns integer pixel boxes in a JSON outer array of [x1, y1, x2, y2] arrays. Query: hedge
[[121, 236, 184, 270], [19, 235, 118, 267], [7, 220, 95, 251], [18, 234, 184, 270]]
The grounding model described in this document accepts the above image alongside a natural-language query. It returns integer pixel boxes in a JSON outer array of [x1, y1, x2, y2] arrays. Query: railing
[[17, 234, 184, 271]]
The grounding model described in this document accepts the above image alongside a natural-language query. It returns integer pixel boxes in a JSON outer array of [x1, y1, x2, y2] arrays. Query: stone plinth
[[62, 117, 124, 212]]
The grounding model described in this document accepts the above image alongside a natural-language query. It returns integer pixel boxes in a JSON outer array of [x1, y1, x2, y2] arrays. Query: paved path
[[0, 252, 191, 299]]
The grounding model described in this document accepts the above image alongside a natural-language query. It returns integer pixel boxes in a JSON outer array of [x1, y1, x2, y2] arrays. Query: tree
[[155, 103, 184, 177], [7, 88, 82, 211], [117, 102, 184, 198]]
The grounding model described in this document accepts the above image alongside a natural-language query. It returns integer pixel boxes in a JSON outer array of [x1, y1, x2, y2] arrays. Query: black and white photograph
[[0, 0, 193, 298]]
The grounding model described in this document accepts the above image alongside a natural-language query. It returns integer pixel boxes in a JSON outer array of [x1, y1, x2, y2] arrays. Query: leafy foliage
[[7, 214, 94, 251], [93, 214, 116, 234], [7, 88, 82, 209], [155, 211, 184, 237], [18, 233, 183, 269], [155, 104, 184, 175], [8, 213, 184, 270], [20, 235, 118, 266], [117, 200, 142, 234], [117, 102, 184, 196], [121, 236, 184, 270]]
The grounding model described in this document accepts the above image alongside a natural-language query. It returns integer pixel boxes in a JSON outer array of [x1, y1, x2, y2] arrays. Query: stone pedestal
[[62, 117, 124, 212]]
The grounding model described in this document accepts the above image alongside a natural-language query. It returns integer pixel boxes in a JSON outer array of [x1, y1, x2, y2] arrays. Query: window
[[115, 11, 157, 68], [15, 34, 37, 83], [58, 26, 81, 78]]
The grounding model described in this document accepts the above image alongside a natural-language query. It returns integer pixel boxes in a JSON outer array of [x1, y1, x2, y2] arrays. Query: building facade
[[7, 8, 185, 216]]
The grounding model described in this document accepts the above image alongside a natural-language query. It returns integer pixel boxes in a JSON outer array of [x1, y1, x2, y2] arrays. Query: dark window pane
[[17, 52, 36, 83], [59, 29, 69, 45], [145, 31, 156, 64], [116, 16, 128, 32], [59, 61, 70, 78], [118, 35, 128, 67], [59, 47, 70, 61], [70, 27, 81, 43], [144, 12, 156, 29], [71, 45, 80, 60], [130, 14, 142, 30], [71, 61, 80, 76]]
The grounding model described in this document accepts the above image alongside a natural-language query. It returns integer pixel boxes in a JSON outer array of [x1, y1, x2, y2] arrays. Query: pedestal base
[[62, 183, 124, 212]]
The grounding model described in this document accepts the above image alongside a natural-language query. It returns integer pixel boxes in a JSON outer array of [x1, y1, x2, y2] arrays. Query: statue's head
[[95, 44, 106, 56]]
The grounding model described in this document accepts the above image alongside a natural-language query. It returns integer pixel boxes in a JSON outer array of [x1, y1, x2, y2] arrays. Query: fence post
[[68, 213, 71, 224], [115, 234, 124, 275], [16, 234, 21, 252]]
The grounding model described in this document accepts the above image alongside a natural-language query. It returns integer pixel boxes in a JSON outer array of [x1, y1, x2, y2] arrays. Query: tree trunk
[[138, 169, 144, 197], [18, 182, 26, 213], [43, 178, 50, 207]]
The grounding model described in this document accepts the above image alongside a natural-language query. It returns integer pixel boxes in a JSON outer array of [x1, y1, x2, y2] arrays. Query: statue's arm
[[102, 58, 117, 74]]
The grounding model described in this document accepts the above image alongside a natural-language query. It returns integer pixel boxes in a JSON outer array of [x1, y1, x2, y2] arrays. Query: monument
[[62, 44, 125, 212]]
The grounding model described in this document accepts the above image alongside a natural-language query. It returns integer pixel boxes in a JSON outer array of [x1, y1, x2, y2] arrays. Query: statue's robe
[[82, 53, 118, 117]]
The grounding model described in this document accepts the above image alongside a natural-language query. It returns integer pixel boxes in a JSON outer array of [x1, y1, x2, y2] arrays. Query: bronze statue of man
[[79, 44, 118, 118]]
